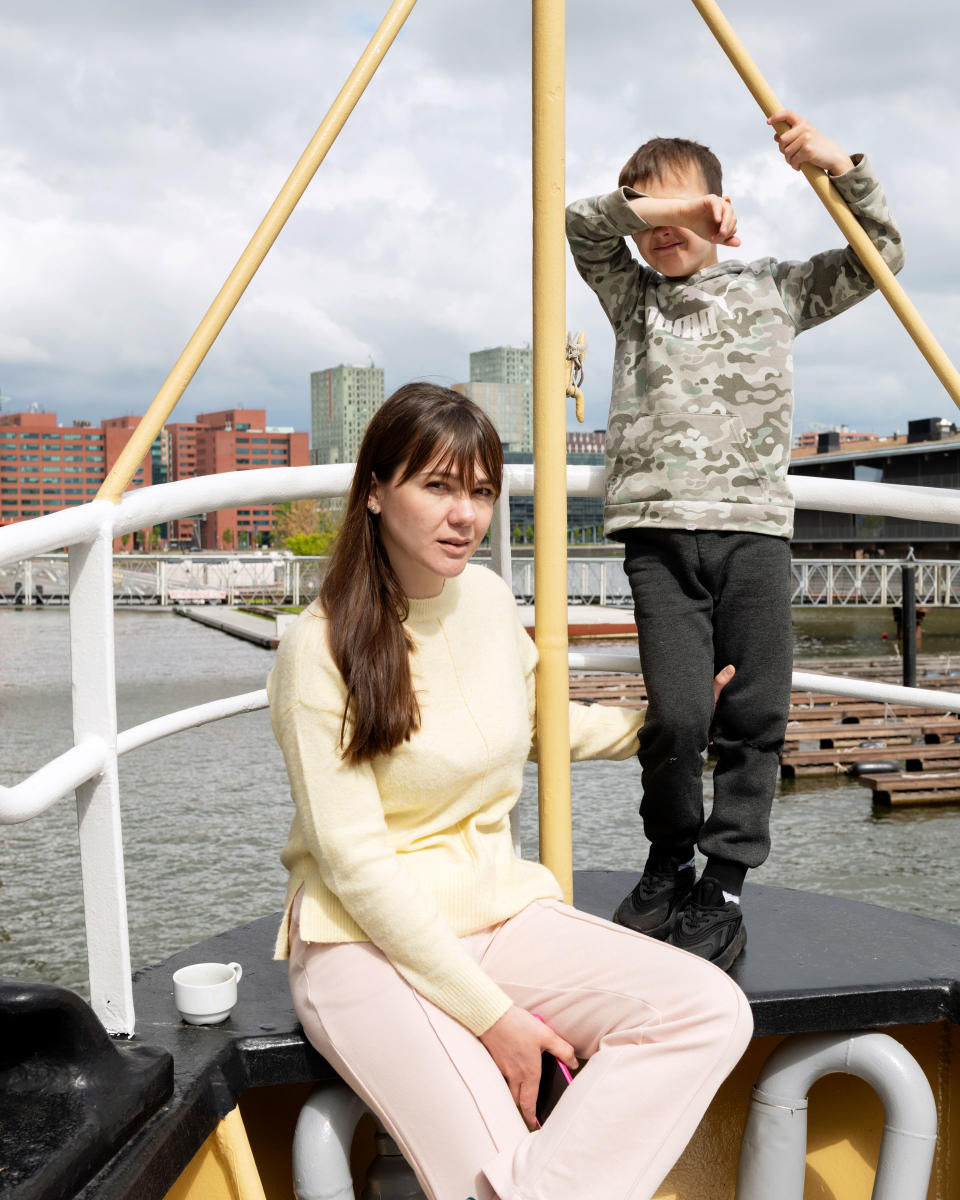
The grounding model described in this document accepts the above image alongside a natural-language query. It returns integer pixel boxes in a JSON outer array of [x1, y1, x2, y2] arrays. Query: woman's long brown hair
[[320, 382, 503, 764]]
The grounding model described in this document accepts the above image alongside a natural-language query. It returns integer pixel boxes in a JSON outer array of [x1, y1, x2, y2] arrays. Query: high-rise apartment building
[[452, 381, 530, 453], [465, 345, 533, 452], [470, 345, 532, 391], [310, 364, 385, 465]]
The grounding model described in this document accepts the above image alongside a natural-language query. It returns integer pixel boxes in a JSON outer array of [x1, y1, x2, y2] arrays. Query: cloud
[[1, 0, 958, 440]]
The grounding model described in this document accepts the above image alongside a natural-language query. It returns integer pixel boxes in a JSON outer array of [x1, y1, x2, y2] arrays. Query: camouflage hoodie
[[565, 155, 903, 539]]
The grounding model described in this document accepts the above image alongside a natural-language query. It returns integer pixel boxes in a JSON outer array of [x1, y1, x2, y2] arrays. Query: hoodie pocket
[[609, 410, 770, 506]]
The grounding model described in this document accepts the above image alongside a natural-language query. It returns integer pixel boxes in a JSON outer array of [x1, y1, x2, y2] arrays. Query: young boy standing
[[566, 111, 903, 969]]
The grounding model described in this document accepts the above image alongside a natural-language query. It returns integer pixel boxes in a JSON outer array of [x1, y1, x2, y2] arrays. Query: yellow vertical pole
[[690, 0, 960, 413], [97, 0, 420, 503], [532, 0, 573, 900]]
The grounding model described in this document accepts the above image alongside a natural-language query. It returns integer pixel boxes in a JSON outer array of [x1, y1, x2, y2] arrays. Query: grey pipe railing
[[736, 1031, 937, 1200]]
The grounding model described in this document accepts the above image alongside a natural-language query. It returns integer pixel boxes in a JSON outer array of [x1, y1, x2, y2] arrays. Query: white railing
[[4, 463, 960, 1033], [0, 552, 311, 607], [10, 552, 960, 609]]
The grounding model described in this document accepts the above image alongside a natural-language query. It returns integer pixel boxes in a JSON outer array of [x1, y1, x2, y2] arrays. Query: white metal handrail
[[0, 737, 108, 824], [8, 465, 960, 568], [6, 463, 960, 1033], [116, 689, 269, 756]]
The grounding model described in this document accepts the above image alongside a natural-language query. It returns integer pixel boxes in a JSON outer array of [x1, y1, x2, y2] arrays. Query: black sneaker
[[612, 854, 695, 939], [669, 877, 746, 970]]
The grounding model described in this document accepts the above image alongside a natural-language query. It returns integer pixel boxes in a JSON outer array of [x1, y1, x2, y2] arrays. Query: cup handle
[[229, 962, 243, 983]]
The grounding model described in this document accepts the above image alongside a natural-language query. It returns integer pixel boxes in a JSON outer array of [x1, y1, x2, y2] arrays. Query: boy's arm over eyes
[[565, 192, 653, 334], [626, 193, 739, 248], [767, 111, 904, 332]]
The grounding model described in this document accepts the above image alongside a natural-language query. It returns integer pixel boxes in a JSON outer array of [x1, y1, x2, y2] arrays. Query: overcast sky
[[2, 0, 959, 440]]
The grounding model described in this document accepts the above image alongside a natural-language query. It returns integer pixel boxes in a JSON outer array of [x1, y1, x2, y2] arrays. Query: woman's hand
[[479, 1007, 577, 1129], [713, 664, 735, 710]]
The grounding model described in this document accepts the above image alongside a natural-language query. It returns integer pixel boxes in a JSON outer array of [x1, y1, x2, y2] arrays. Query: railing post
[[69, 519, 135, 1034], [293, 560, 301, 608], [902, 564, 917, 688], [24, 558, 34, 607], [489, 476, 513, 589], [160, 559, 168, 607]]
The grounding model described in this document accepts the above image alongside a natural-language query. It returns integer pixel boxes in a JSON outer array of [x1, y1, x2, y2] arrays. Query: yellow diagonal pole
[[532, 0, 573, 901], [98, 0, 419, 502], [691, 0, 960, 413]]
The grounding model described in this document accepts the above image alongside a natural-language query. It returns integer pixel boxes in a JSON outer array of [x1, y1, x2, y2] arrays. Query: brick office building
[[1, 407, 308, 551], [165, 409, 309, 550], [0, 411, 150, 530]]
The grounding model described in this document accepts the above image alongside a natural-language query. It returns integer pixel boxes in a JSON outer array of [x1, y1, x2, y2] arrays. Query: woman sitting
[[269, 382, 752, 1200]]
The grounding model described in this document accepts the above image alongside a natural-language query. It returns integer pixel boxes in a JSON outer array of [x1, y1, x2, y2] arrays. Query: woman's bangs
[[401, 416, 502, 496]]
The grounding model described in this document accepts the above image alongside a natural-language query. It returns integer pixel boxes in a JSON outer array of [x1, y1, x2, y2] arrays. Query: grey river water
[[4, 605, 960, 999]]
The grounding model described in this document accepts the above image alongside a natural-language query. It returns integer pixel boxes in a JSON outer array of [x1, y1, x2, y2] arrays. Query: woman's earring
[[368, 500, 380, 514]]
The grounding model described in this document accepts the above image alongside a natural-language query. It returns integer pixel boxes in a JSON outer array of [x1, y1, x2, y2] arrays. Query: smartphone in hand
[[533, 1013, 574, 1126], [536, 1050, 573, 1125]]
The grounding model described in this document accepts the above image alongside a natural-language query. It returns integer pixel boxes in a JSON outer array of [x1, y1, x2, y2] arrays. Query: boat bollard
[[736, 1030, 937, 1200]]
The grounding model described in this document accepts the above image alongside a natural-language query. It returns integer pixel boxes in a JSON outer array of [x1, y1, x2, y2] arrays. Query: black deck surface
[[22, 876, 960, 1199]]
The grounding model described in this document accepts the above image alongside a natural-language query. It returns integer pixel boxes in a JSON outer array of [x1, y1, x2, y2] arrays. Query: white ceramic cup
[[172, 961, 243, 1025]]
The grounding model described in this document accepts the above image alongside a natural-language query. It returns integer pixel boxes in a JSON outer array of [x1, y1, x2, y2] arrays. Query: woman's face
[[369, 455, 497, 598]]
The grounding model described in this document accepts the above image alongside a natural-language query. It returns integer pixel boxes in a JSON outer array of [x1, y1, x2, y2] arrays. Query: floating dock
[[174, 605, 288, 649]]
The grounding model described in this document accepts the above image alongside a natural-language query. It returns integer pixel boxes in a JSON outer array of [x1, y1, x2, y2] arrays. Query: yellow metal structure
[[691, 0, 960, 415], [164, 1106, 267, 1200], [96, 0, 420, 504], [163, 1022, 960, 1198], [532, 0, 574, 901]]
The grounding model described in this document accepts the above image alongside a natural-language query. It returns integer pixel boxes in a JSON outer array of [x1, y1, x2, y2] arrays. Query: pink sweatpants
[[289, 897, 753, 1200]]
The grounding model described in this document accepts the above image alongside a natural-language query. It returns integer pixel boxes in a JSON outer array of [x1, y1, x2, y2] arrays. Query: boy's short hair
[[618, 137, 723, 196]]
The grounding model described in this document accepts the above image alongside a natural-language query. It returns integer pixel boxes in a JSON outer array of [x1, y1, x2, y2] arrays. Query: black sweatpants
[[623, 529, 793, 873]]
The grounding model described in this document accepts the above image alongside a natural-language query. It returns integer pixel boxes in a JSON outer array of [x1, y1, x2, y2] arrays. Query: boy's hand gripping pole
[[690, 0, 960, 414]]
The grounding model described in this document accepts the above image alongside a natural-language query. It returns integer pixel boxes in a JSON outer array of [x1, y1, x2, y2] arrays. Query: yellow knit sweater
[[268, 563, 644, 1035]]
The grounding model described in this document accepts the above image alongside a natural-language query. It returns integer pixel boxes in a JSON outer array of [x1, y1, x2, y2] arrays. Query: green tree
[[272, 500, 341, 556], [222, 527, 234, 548]]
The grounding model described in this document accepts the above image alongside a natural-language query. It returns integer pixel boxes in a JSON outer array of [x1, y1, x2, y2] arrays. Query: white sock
[[722, 890, 741, 905]]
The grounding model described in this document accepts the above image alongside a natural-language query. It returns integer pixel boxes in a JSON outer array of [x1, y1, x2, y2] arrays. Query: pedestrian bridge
[[2, 552, 954, 608]]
